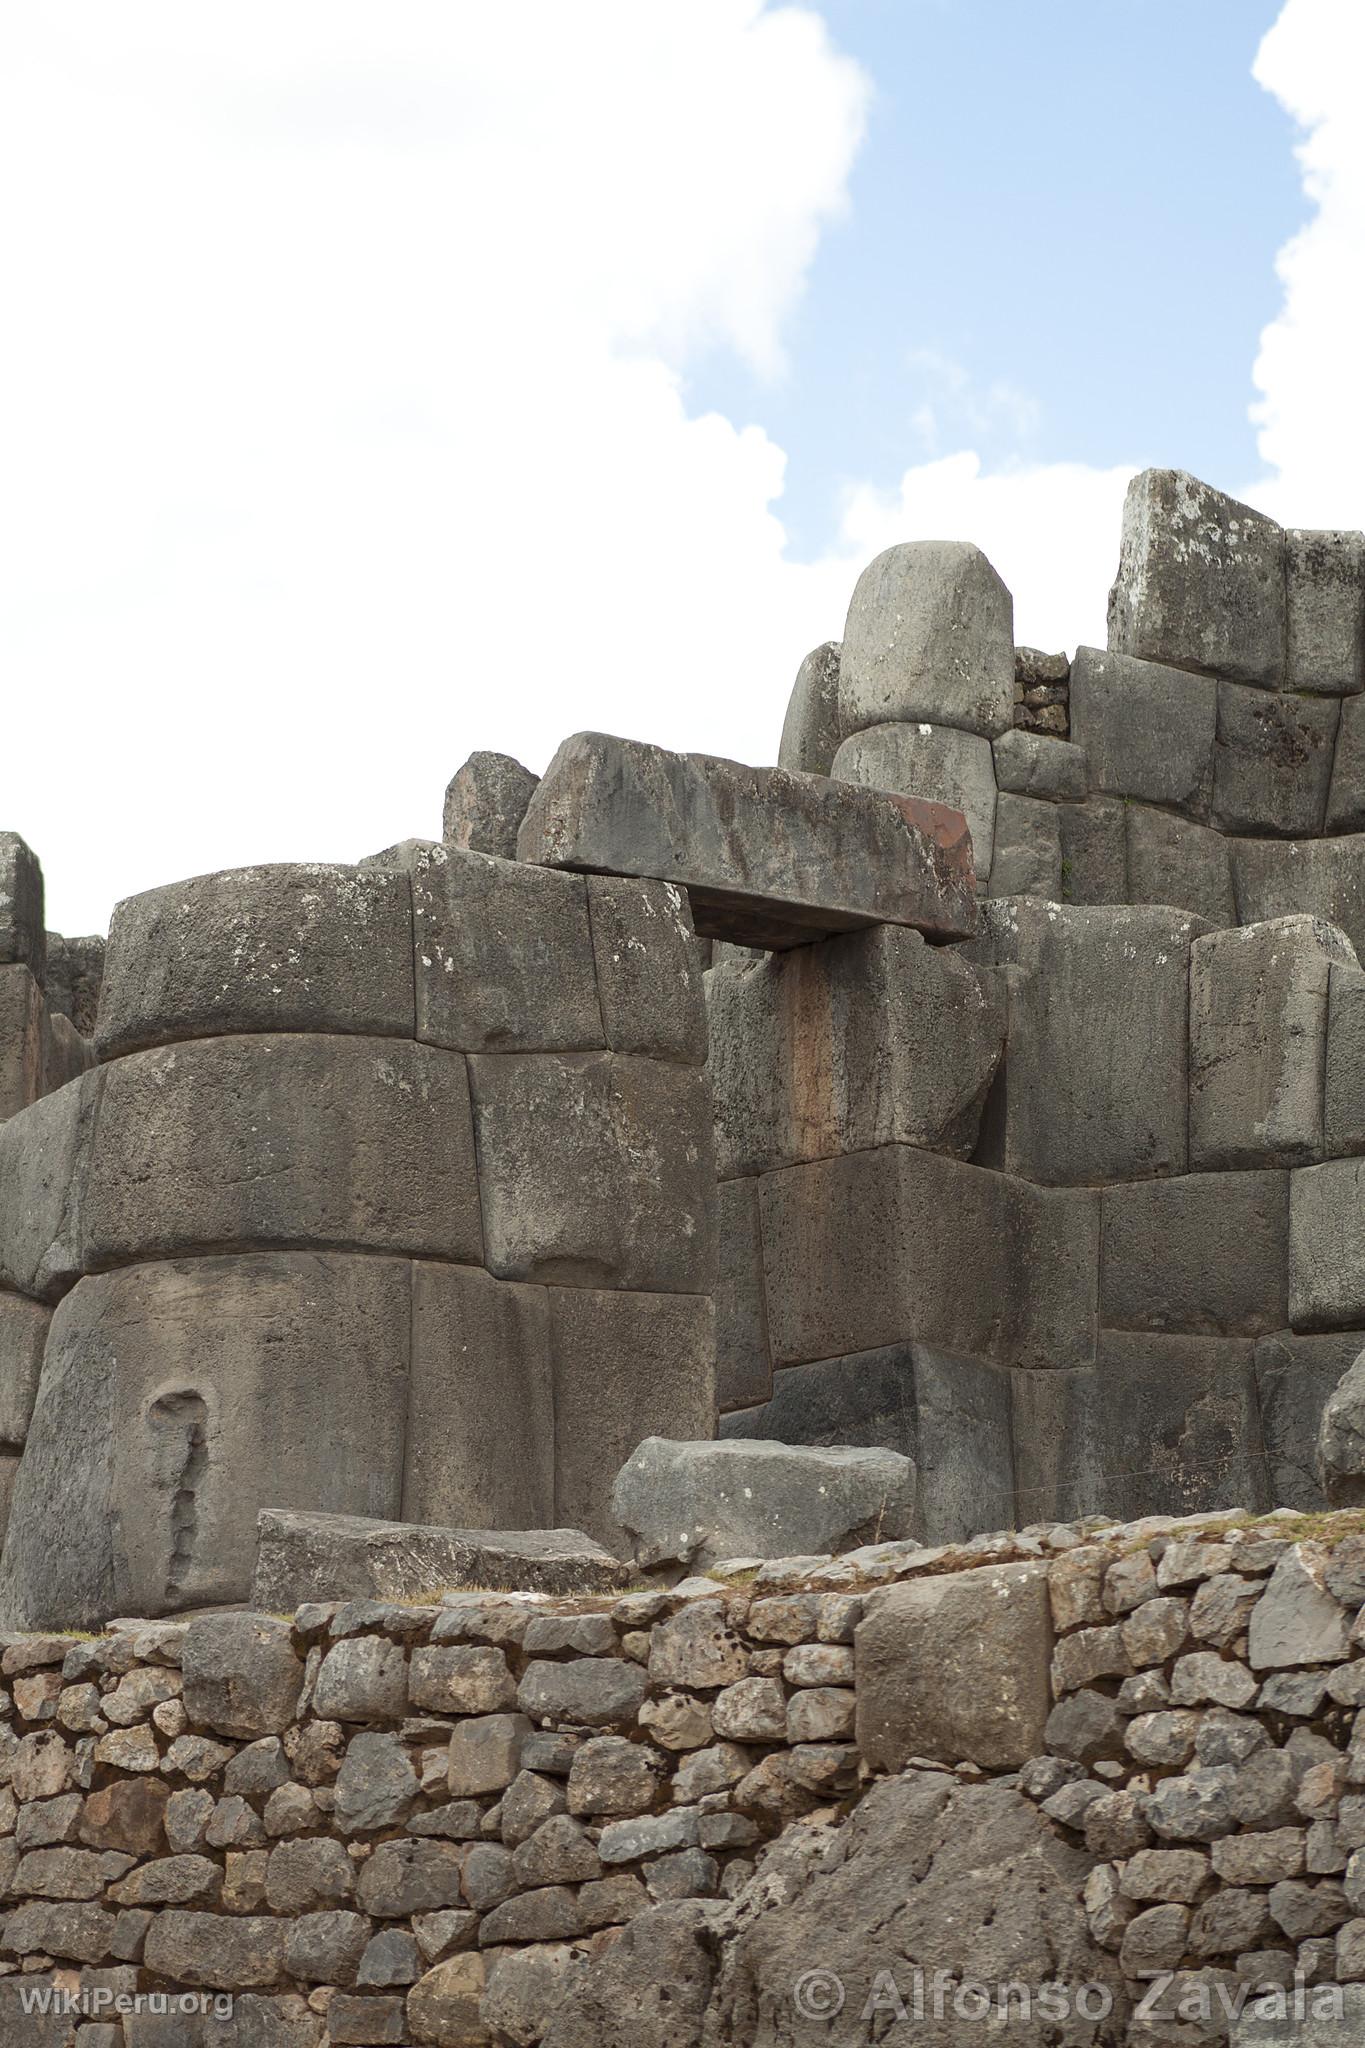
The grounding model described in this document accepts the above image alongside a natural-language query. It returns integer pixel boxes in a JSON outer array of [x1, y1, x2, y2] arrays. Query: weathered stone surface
[[649, 1600, 748, 1691], [0, 1289, 48, 1446], [986, 793, 1063, 899], [95, 863, 415, 1057], [44, 931, 103, 1036], [1108, 467, 1286, 687], [778, 641, 843, 776], [182, 1614, 304, 1738], [714, 1178, 771, 1415], [993, 728, 1089, 802], [1099, 1171, 1289, 1336], [1058, 796, 1128, 905], [469, 1051, 712, 1292], [517, 1658, 647, 1729], [856, 1561, 1052, 1771], [407, 1952, 487, 2046], [971, 899, 1203, 1184], [834, 720, 998, 875], [0, 1069, 101, 1301], [0, 964, 42, 1122], [538, 1900, 718, 2048], [518, 731, 978, 949], [547, 1287, 716, 1549], [1125, 804, 1236, 927], [1234, 833, 1365, 964], [285, 1909, 371, 1986], [1249, 1546, 1354, 1669], [1212, 681, 1339, 836], [838, 539, 1015, 739], [83, 1034, 482, 1268], [253, 1509, 627, 1610], [1290, 1157, 1365, 1329], [760, 1143, 1095, 1373], [442, 750, 540, 858], [409, 842, 600, 1054], [41, 1007, 93, 1099], [1325, 958, 1365, 1156], [613, 1436, 916, 1569], [314, 1634, 408, 1722], [1328, 695, 1365, 833], [1318, 1352, 1365, 1505], [721, 1341, 1017, 1544], [1070, 643, 1216, 816], [1288, 528, 1365, 695], [447, 1714, 532, 1799], [587, 875, 707, 1066], [0, 833, 44, 978], [143, 1910, 287, 1991], [1190, 917, 1354, 1171]]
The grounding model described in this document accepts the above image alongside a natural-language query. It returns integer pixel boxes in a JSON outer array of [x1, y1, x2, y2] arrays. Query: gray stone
[[0, 833, 44, 978], [356, 1839, 465, 1918], [986, 792, 1063, 899], [83, 1034, 483, 1269], [1234, 833, 1365, 964], [1125, 804, 1236, 927], [409, 842, 600, 1053], [1120, 1902, 1192, 1976], [1147, 1767, 1239, 1842], [648, 1599, 748, 1691], [598, 1809, 701, 1864], [334, 1731, 419, 1832], [1107, 467, 1286, 687], [441, 750, 539, 858], [838, 539, 1015, 739], [1058, 796, 1128, 904], [833, 720, 998, 875], [410, 1644, 516, 1715], [181, 1614, 304, 1739], [1326, 959, 1365, 1156], [1070, 643, 1216, 815], [0, 1069, 102, 1301], [547, 1288, 716, 1551], [587, 875, 707, 1065], [284, 1910, 370, 1986], [1213, 681, 1339, 835], [252, 1509, 627, 1610], [0, 1290, 48, 1447], [516, 1658, 647, 1729], [468, 1051, 712, 1291], [612, 1436, 916, 1570], [1, 1901, 114, 1965], [856, 1560, 1051, 1771], [778, 641, 843, 776], [312, 1635, 407, 1722], [1329, 695, 1365, 839], [1288, 528, 1365, 695], [518, 731, 978, 949], [1191, 917, 1354, 1171], [1317, 1353, 1365, 1506], [43, 930, 103, 1036], [447, 1714, 532, 1798], [513, 1814, 602, 1888], [567, 1736, 665, 1818], [407, 1956, 487, 2045], [992, 728, 1089, 802], [1191, 1888, 1272, 1956], [95, 863, 414, 1057], [714, 1178, 771, 1415], [1099, 1171, 1289, 1335], [1256, 1330, 1365, 1510], [143, 1911, 287, 1991], [0, 964, 42, 1122], [1290, 1158, 1365, 1329], [358, 1927, 421, 1988], [1249, 1546, 1354, 1669]]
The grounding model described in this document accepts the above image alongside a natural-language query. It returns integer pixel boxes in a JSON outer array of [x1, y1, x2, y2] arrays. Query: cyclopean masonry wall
[[4, 1509, 1365, 2043]]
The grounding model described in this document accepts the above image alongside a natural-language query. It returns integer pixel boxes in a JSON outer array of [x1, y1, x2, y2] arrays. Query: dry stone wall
[[3, 1510, 1365, 2043]]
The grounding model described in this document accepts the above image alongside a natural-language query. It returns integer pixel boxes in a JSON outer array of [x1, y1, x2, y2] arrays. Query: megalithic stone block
[[1211, 682, 1339, 837], [1069, 645, 1216, 819], [43, 932, 104, 1037], [1327, 695, 1365, 834], [0, 965, 43, 1121], [1189, 916, 1356, 1170], [0, 832, 45, 982], [548, 1288, 716, 1550], [833, 720, 998, 876], [95, 864, 416, 1059], [992, 729, 1089, 802], [1107, 468, 1287, 688], [0, 1289, 50, 1447], [468, 1052, 714, 1294], [1255, 1329, 1365, 1511], [1233, 835, 1365, 964], [586, 876, 708, 1065], [442, 751, 540, 859], [778, 641, 843, 776], [517, 732, 977, 950], [404, 1262, 555, 1531], [82, 1035, 483, 1270], [0, 1253, 411, 1627], [1124, 805, 1235, 928], [1289, 1157, 1365, 1330], [838, 540, 1015, 740], [1286, 529, 1365, 696], [1327, 959, 1365, 1157], [1058, 797, 1128, 905], [714, 1178, 771, 1415], [252, 1511, 628, 1610], [0, 1070, 103, 1302], [41, 1009, 93, 1099], [1099, 1171, 1289, 1336], [986, 793, 1063, 899]]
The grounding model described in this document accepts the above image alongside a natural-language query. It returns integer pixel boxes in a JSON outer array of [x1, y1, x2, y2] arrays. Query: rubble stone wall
[[4, 1511, 1365, 2044]]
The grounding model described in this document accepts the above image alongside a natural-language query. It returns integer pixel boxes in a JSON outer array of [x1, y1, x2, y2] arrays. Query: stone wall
[[0, 849, 717, 1629], [4, 1509, 1365, 2042]]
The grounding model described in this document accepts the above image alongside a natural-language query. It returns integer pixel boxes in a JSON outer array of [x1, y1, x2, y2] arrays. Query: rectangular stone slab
[[252, 1510, 629, 1609], [517, 732, 977, 950]]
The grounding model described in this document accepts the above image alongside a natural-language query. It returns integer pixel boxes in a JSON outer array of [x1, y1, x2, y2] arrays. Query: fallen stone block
[[548, 1289, 715, 1551], [611, 1436, 917, 1568], [758, 1143, 1097, 1373], [706, 921, 1002, 1179], [1190, 917, 1355, 1170], [714, 1178, 771, 1415], [83, 1034, 483, 1270], [1327, 694, 1365, 833], [1100, 1171, 1289, 1336], [0, 1070, 103, 1302], [855, 1561, 1052, 1771], [410, 844, 601, 1054], [720, 1341, 1016, 1544], [992, 727, 1088, 802], [0, 963, 43, 1121], [1286, 528, 1365, 696], [777, 641, 843, 776], [1070, 644, 1216, 817], [468, 1051, 714, 1293], [586, 875, 707, 1065], [1107, 467, 1286, 688], [838, 539, 1015, 739], [986, 792, 1062, 898], [441, 750, 540, 858], [252, 1511, 628, 1610], [833, 720, 998, 876], [1289, 1157, 1365, 1330], [0, 1289, 49, 1447], [95, 864, 416, 1058], [1315, 1353, 1365, 1507], [1125, 804, 1235, 927], [0, 832, 45, 980], [1255, 1329, 1365, 1510], [1212, 681, 1339, 837], [517, 731, 977, 949]]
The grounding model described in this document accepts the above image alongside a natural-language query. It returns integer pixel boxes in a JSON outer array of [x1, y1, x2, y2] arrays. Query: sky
[[1, 0, 1361, 935]]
